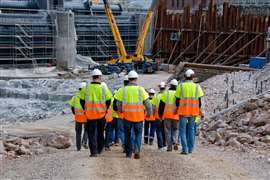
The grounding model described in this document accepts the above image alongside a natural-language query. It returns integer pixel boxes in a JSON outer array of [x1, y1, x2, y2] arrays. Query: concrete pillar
[[55, 11, 77, 70]]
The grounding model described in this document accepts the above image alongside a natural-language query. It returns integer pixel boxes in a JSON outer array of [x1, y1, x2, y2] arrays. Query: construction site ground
[[1, 114, 269, 180], [1, 72, 270, 180]]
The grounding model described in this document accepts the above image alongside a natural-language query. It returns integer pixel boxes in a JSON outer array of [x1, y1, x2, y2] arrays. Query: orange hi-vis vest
[[178, 83, 200, 116], [70, 95, 87, 123], [163, 90, 178, 120], [145, 98, 155, 121], [122, 86, 145, 122], [85, 83, 107, 120]]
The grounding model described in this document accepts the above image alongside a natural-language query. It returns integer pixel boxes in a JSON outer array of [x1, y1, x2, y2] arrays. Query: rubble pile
[[1, 133, 71, 159], [201, 64, 270, 116], [0, 74, 123, 124], [200, 91, 270, 151]]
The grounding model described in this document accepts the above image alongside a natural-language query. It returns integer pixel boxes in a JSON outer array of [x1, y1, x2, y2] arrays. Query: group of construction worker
[[69, 68, 204, 159]]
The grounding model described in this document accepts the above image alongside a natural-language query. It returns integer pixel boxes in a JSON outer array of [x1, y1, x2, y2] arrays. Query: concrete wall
[[55, 11, 77, 70]]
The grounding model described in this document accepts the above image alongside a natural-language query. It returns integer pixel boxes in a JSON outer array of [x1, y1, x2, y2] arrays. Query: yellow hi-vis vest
[[175, 81, 203, 116], [161, 90, 178, 120], [69, 94, 87, 123], [84, 82, 112, 120], [115, 85, 148, 122]]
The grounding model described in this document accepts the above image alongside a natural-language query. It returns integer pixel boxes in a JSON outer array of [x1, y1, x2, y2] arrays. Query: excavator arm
[[102, 0, 131, 63]]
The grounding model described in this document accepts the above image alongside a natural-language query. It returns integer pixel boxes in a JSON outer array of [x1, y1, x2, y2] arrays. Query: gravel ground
[[2, 113, 269, 180]]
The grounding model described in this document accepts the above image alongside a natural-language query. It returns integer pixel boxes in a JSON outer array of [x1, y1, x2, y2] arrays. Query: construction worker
[[158, 79, 179, 152], [114, 70, 152, 159], [82, 69, 112, 157], [69, 82, 88, 151], [144, 88, 157, 145], [104, 95, 114, 151], [175, 69, 204, 155], [153, 82, 166, 151]]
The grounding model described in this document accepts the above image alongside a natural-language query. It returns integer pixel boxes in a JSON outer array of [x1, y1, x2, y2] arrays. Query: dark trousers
[[105, 122, 112, 147], [75, 122, 88, 151], [111, 118, 120, 143], [124, 120, 143, 157], [161, 120, 166, 146], [144, 120, 157, 143], [87, 118, 106, 155], [156, 120, 164, 148]]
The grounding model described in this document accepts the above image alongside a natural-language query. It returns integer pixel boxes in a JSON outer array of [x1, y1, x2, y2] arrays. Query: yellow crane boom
[[102, 0, 132, 63], [132, 0, 157, 62]]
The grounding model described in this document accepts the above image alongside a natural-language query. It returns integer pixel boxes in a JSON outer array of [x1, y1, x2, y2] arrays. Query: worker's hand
[[200, 110, 204, 118]]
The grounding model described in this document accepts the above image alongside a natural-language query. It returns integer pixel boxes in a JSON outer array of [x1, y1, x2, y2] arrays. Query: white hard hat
[[159, 81, 166, 88], [124, 75, 129, 81], [170, 79, 178, 86], [148, 88, 155, 94], [92, 68, 102, 76], [128, 70, 139, 79], [185, 69, 195, 78], [79, 82, 86, 88]]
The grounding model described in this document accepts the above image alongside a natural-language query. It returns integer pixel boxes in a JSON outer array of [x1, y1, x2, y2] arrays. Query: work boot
[[180, 151, 188, 155], [134, 153, 140, 159], [144, 138, 148, 144], [90, 154, 97, 157], [82, 143, 88, 149], [167, 146, 172, 152], [174, 144, 178, 151], [149, 139, 153, 145]]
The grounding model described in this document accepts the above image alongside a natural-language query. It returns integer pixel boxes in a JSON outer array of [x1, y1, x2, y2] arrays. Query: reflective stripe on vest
[[74, 95, 87, 123], [178, 83, 200, 116], [163, 91, 178, 120], [122, 86, 145, 122], [85, 82, 107, 120]]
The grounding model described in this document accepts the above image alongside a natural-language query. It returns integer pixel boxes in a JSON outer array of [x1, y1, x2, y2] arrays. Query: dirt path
[[1, 140, 255, 180]]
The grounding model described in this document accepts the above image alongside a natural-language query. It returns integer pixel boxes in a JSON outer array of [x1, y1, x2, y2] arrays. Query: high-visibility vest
[[69, 95, 87, 123], [178, 83, 200, 116], [85, 82, 108, 120], [122, 86, 145, 122], [163, 90, 178, 120], [145, 98, 155, 121]]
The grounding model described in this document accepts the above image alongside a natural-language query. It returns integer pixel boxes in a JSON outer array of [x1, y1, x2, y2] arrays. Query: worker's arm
[[106, 99, 111, 109], [158, 100, 165, 118], [175, 97, 180, 107], [80, 99, 85, 110], [71, 107, 75, 115], [143, 99, 152, 117]]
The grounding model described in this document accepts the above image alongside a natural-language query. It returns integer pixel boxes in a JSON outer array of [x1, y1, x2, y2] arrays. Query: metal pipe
[[0, 0, 38, 9]]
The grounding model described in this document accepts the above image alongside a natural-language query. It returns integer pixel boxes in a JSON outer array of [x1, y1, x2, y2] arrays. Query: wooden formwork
[[153, 0, 270, 66]]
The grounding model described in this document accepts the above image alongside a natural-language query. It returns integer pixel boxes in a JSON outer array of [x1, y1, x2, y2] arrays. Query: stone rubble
[[0, 74, 123, 124], [200, 91, 270, 151], [2, 133, 71, 159]]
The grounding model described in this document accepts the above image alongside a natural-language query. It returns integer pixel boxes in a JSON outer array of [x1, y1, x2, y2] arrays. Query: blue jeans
[[156, 120, 164, 148], [179, 117, 196, 153], [117, 118, 125, 144], [144, 120, 157, 143], [105, 122, 113, 147], [124, 120, 143, 156]]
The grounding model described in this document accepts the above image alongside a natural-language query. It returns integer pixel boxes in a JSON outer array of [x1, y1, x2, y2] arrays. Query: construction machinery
[[131, 0, 158, 73], [98, 0, 157, 74]]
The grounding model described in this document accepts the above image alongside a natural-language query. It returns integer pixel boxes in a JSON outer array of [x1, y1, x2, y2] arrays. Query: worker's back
[[161, 90, 178, 120]]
